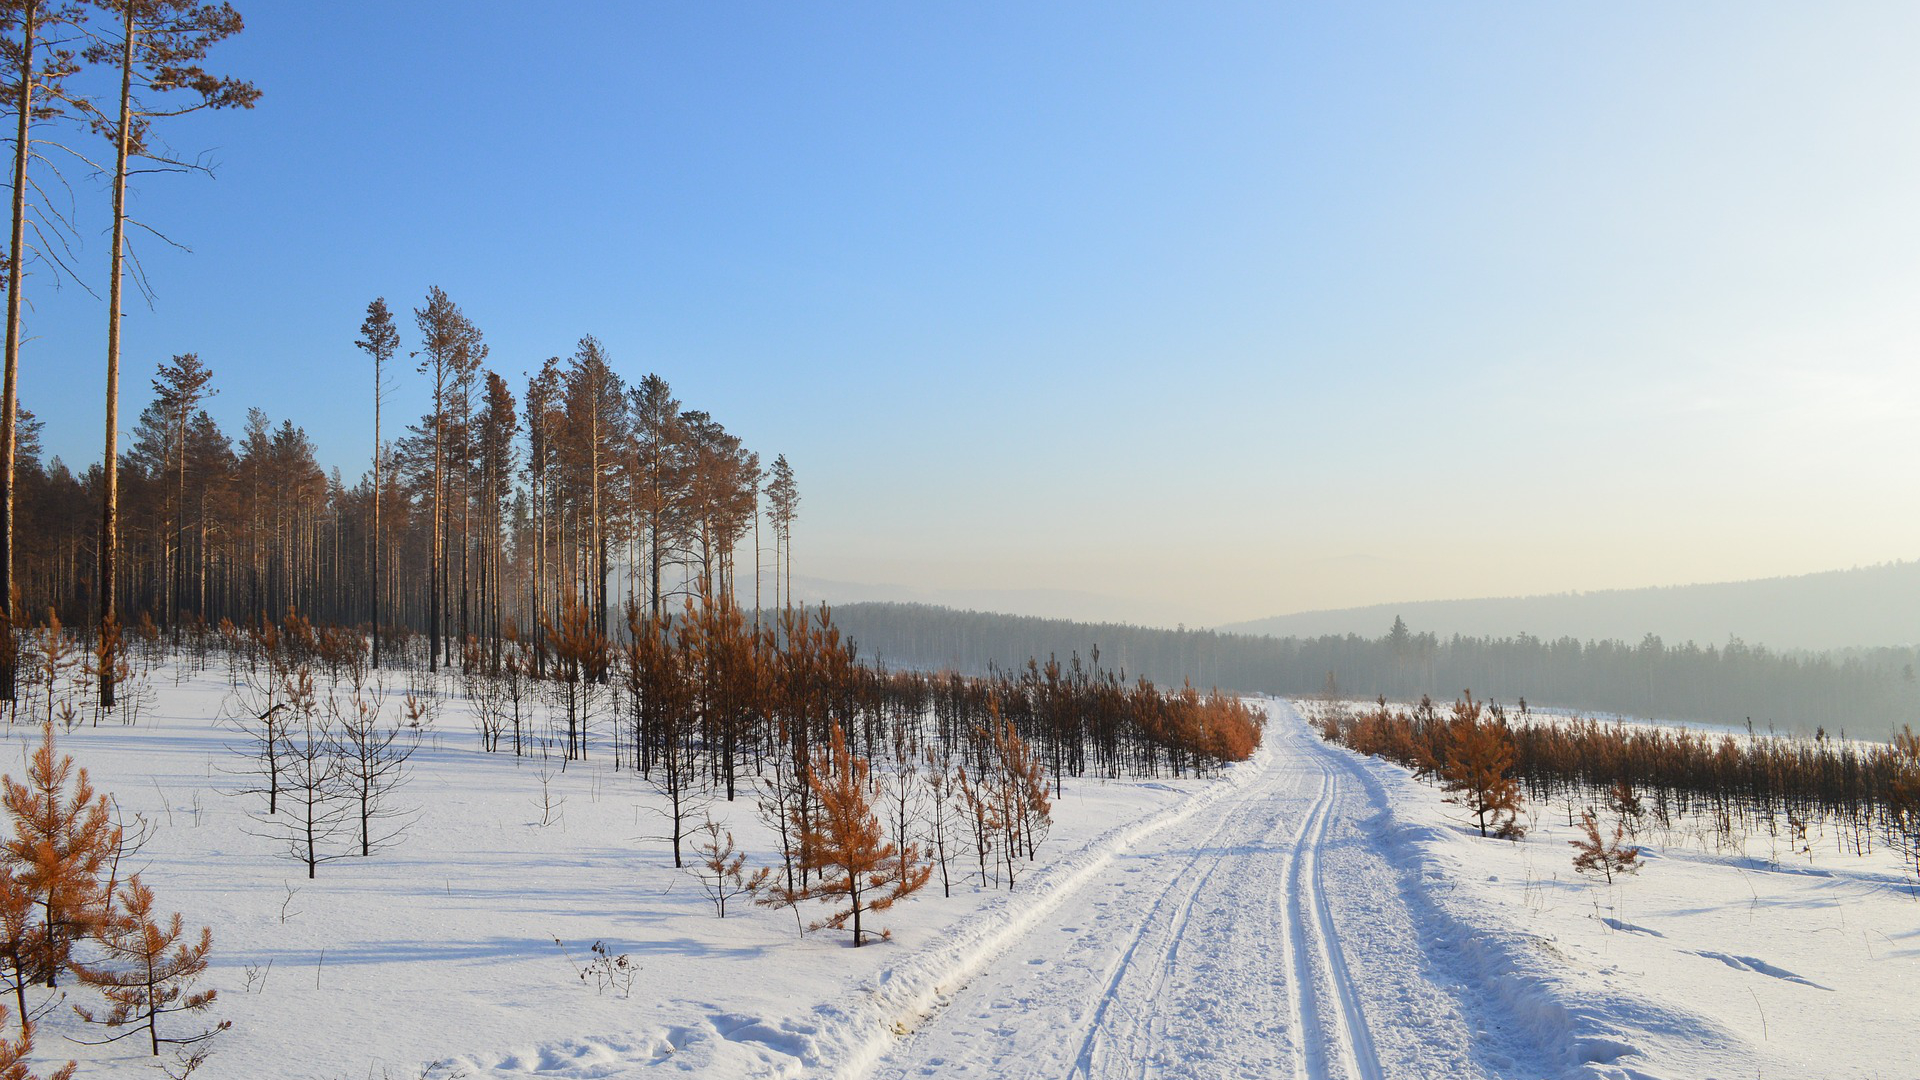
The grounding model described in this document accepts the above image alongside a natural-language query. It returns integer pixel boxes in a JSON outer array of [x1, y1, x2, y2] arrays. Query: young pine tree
[[687, 817, 769, 919], [1439, 694, 1524, 839], [1570, 809, 1642, 884], [1, 724, 119, 990], [1605, 778, 1645, 839], [796, 723, 930, 946], [73, 875, 227, 1057], [0, 867, 42, 1039]]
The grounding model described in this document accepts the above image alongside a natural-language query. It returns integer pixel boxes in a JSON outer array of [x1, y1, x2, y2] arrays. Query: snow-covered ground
[[7, 667, 1914, 1079], [1315, 709, 1920, 1080], [3, 662, 1229, 1079]]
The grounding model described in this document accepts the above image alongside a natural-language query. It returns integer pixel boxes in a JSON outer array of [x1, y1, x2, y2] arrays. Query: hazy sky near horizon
[[19, 2, 1920, 628]]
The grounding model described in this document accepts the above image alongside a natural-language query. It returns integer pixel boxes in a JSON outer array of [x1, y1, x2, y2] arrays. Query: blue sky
[[20, 2, 1920, 627]]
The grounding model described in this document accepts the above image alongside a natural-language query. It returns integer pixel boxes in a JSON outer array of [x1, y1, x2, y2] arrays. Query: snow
[[7, 666, 1916, 1079], [1302, 700, 1920, 1080]]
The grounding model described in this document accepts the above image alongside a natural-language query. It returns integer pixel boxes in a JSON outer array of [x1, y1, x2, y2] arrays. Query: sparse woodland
[[1316, 694, 1920, 887], [175, 598, 1259, 894]]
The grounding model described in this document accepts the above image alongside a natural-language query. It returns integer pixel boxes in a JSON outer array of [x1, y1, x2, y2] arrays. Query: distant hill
[[825, 601, 1920, 738], [1221, 561, 1920, 652]]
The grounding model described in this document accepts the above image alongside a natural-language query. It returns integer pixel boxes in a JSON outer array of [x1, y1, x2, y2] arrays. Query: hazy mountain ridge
[[1222, 561, 1920, 652]]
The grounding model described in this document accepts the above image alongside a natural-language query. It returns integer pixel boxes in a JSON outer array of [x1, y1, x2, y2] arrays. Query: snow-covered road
[[863, 706, 1501, 1080]]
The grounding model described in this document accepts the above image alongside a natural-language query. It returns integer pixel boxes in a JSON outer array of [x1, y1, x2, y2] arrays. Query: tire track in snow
[[1066, 774, 1254, 1080], [1286, 745, 1384, 1080], [869, 708, 1394, 1080], [835, 741, 1281, 1080]]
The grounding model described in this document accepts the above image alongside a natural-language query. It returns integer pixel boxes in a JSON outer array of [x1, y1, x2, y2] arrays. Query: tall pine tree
[[87, 0, 257, 705]]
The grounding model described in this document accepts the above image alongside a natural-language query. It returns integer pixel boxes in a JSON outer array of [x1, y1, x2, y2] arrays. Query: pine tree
[[921, 740, 959, 897], [0, 0, 85, 706], [474, 370, 516, 661], [523, 358, 561, 672], [983, 714, 1051, 886], [0, 724, 118, 992], [687, 817, 768, 918], [331, 686, 414, 857], [281, 667, 345, 878], [87, 0, 258, 707], [0, 866, 41, 1039], [0, 991, 72, 1080], [795, 722, 930, 946], [1570, 809, 1642, 883], [148, 354, 215, 629], [353, 298, 399, 669], [763, 455, 797, 612], [627, 606, 699, 864], [754, 720, 807, 916], [558, 337, 624, 637], [73, 874, 227, 1056], [629, 374, 683, 621], [411, 287, 483, 671], [1439, 693, 1523, 838], [545, 600, 606, 762]]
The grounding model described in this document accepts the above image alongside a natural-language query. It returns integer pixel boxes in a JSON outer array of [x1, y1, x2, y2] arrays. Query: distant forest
[[831, 603, 1920, 738]]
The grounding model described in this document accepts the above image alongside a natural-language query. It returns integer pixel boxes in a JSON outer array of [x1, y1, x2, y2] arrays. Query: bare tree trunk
[[0, 3, 36, 702], [99, 5, 135, 708], [429, 386, 443, 672], [371, 352, 381, 669], [531, 464, 543, 674], [590, 399, 604, 639]]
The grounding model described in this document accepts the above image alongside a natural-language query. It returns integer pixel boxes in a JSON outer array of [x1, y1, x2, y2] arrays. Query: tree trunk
[[99, 5, 135, 709], [371, 354, 381, 668], [0, 3, 35, 703], [429, 385, 442, 672]]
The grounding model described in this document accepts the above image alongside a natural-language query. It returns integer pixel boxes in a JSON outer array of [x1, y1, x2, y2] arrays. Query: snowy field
[[1301, 703, 1917, 1080], [6, 662, 1223, 1079], [7, 667, 1915, 1079]]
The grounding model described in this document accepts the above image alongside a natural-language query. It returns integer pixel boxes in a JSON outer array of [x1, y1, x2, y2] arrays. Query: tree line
[[113, 599, 1260, 944], [828, 604, 1920, 738], [1318, 695, 1920, 886], [2, 296, 804, 706]]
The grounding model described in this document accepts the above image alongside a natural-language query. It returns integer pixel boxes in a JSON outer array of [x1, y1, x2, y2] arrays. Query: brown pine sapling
[[921, 741, 958, 898], [1570, 809, 1643, 884], [73, 875, 228, 1057], [0, 999, 73, 1080], [1, 724, 119, 992], [793, 723, 930, 945], [1439, 693, 1525, 839], [687, 817, 769, 918]]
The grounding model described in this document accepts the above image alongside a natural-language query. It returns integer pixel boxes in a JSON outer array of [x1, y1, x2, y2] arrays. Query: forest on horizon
[[828, 602, 1920, 738]]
